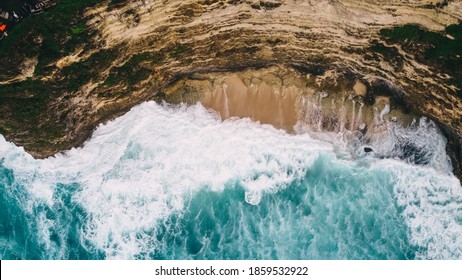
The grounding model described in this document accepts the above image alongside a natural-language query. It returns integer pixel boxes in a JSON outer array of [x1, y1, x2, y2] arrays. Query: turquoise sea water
[[1, 102, 462, 259]]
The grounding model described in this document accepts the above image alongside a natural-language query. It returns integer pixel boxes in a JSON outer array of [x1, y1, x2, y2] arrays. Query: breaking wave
[[1, 102, 461, 259]]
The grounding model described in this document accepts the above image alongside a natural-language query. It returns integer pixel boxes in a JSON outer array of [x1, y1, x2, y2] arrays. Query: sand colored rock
[[165, 67, 417, 137], [353, 81, 367, 97]]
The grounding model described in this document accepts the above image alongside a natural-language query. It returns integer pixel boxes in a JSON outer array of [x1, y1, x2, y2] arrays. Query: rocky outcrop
[[0, 0, 461, 177]]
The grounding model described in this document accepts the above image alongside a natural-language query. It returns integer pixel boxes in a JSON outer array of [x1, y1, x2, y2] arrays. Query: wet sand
[[163, 67, 417, 138], [201, 76, 299, 132]]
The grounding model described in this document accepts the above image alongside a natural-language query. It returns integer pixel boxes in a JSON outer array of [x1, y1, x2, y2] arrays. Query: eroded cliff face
[[0, 0, 461, 176]]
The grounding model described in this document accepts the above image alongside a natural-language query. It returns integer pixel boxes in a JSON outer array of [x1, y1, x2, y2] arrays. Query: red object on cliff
[[0, 23, 7, 32]]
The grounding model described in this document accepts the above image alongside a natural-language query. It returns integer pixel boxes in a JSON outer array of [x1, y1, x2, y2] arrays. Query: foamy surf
[[0, 102, 461, 259]]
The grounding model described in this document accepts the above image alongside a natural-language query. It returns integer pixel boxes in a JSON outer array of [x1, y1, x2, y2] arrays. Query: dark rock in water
[[398, 142, 431, 165], [364, 147, 374, 153]]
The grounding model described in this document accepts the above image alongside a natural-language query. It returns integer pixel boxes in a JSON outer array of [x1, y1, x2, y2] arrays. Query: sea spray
[[0, 102, 461, 259]]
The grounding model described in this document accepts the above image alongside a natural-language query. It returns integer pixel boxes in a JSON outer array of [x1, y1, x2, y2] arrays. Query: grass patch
[[0, 16, 41, 58], [0, 78, 51, 99], [61, 48, 119, 92], [70, 23, 86, 35], [0, 0, 103, 76], [369, 40, 400, 58], [0, 78, 66, 147], [380, 23, 462, 60], [104, 52, 163, 89], [380, 22, 462, 97], [0, 0, 112, 148], [367, 40, 404, 70]]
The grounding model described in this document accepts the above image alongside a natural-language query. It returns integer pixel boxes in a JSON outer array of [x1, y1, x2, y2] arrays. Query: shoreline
[[13, 65, 452, 176], [0, 0, 461, 180]]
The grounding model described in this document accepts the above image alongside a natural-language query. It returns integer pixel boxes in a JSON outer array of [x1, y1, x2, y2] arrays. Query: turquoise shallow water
[[150, 157, 414, 260], [1, 102, 461, 259], [0, 156, 414, 259]]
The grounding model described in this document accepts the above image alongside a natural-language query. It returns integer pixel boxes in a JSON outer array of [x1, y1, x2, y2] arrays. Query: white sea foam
[[1, 102, 461, 259], [373, 160, 462, 259], [0, 102, 331, 258]]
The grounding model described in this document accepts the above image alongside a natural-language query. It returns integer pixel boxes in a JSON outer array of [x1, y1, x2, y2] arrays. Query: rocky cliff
[[0, 0, 461, 177]]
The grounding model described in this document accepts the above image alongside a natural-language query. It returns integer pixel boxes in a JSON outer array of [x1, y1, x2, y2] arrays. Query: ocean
[[1, 102, 461, 259]]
